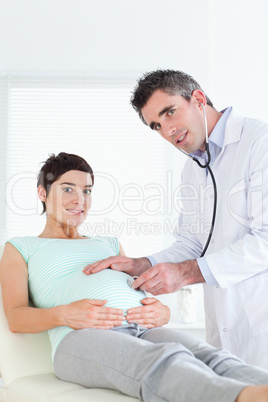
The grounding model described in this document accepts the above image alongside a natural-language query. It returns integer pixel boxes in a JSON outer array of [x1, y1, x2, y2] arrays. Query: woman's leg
[[140, 327, 268, 385], [54, 327, 248, 402]]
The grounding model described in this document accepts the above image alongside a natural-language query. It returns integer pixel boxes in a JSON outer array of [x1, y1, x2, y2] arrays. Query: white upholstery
[[0, 245, 137, 401]]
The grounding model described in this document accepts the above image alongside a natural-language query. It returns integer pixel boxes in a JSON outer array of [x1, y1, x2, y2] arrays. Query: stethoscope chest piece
[[127, 276, 146, 295], [127, 276, 139, 290]]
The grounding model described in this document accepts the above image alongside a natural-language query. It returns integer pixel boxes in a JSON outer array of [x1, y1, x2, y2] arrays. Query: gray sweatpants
[[54, 324, 268, 402]]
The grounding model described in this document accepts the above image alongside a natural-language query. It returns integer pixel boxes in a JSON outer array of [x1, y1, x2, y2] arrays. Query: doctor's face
[[141, 89, 207, 154]]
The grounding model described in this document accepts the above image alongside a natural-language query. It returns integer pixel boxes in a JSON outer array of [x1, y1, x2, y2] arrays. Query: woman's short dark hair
[[131, 69, 214, 124], [37, 152, 94, 214]]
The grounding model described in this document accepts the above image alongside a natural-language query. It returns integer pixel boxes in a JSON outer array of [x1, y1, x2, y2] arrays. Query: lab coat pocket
[[237, 271, 268, 336]]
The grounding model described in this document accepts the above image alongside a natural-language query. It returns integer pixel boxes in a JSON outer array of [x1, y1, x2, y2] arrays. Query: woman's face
[[43, 170, 93, 228]]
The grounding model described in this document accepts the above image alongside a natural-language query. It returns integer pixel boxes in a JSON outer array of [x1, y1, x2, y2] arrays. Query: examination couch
[[0, 245, 137, 402]]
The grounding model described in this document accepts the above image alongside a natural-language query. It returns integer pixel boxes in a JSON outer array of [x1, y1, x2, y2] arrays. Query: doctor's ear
[[37, 185, 47, 202], [192, 90, 207, 109]]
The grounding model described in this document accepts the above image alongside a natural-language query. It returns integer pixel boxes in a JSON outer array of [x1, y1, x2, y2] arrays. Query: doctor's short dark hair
[[131, 69, 214, 124], [37, 152, 94, 214]]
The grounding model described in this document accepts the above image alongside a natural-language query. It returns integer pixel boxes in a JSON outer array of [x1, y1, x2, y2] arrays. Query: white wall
[[0, 0, 209, 73], [1, 0, 268, 117], [207, 0, 268, 121]]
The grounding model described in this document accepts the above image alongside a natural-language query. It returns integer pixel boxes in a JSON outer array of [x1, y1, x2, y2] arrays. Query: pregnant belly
[[66, 269, 146, 314]]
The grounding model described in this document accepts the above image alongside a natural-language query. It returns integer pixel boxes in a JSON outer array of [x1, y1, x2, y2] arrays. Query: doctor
[[84, 69, 268, 369]]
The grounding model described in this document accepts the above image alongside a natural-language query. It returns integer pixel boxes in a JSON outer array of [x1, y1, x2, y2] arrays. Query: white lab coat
[[151, 109, 268, 369]]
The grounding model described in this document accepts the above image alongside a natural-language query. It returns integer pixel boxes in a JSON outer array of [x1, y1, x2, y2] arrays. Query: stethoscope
[[178, 103, 217, 257], [127, 104, 217, 291]]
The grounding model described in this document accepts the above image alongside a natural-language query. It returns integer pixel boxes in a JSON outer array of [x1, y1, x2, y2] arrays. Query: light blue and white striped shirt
[[8, 236, 145, 360]]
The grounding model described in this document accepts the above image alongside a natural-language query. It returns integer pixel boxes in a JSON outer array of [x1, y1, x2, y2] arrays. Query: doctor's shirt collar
[[192, 106, 232, 163]]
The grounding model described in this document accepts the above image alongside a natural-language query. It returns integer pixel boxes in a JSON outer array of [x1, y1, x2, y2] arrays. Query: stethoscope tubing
[[200, 164, 217, 257], [179, 104, 217, 257]]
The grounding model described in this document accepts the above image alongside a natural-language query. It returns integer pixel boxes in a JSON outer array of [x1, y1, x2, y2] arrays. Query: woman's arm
[[0, 243, 124, 333], [119, 242, 126, 256]]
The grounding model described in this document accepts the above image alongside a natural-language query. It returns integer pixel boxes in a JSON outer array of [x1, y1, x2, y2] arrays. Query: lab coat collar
[[222, 108, 244, 148]]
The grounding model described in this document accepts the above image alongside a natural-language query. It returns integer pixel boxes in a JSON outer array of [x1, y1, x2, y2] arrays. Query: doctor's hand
[[62, 299, 125, 330], [126, 298, 170, 328], [132, 260, 204, 295], [83, 256, 151, 277]]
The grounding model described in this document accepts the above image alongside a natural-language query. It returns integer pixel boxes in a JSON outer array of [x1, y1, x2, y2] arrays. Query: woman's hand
[[62, 299, 125, 330], [125, 298, 170, 329]]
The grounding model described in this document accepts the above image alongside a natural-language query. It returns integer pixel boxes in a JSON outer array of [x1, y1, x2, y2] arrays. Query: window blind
[[0, 77, 8, 243]]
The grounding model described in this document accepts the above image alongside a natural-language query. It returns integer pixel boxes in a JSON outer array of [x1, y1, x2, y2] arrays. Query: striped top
[[8, 236, 146, 360]]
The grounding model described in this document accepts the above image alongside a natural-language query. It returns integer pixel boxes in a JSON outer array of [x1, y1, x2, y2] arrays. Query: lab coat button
[[223, 328, 227, 332], [211, 239, 214, 243]]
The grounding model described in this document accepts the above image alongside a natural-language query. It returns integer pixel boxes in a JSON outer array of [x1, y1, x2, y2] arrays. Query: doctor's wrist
[[132, 257, 152, 276], [180, 259, 205, 286]]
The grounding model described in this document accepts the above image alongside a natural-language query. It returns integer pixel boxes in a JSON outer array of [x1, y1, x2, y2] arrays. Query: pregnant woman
[[1, 152, 268, 402]]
